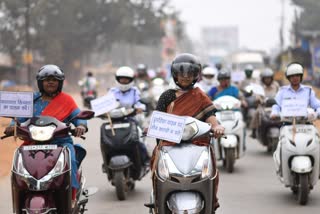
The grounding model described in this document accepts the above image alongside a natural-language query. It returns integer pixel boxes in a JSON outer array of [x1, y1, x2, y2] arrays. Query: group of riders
[[4, 52, 320, 213]]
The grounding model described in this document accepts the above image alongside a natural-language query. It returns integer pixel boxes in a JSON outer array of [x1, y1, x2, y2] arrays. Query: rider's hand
[[270, 114, 278, 120], [74, 125, 86, 137], [136, 108, 144, 114], [4, 126, 14, 136], [212, 124, 225, 139], [241, 100, 248, 108]]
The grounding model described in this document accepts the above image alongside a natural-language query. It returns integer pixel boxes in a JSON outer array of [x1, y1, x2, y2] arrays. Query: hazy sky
[[170, 0, 297, 53]]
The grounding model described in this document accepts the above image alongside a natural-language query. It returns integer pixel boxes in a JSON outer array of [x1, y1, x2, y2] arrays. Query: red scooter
[[2, 111, 96, 214]]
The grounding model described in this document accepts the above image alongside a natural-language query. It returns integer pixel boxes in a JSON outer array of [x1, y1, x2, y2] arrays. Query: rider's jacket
[[263, 81, 280, 98], [271, 84, 320, 116], [108, 87, 146, 110]]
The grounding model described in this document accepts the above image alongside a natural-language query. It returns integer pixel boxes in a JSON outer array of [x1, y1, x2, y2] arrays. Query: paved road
[[1, 114, 320, 213]]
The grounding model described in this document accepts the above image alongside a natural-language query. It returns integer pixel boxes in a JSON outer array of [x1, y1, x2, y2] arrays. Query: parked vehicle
[[1, 111, 97, 214], [99, 106, 149, 200], [146, 116, 218, 214], [213, 96, 246, 172]]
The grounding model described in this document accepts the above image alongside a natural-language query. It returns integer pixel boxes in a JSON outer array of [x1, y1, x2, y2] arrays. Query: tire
[[297, 174, 309, 205], [271, 138, 278, 153], [114, 171, 127, 201], [225, 148, 235, 173]]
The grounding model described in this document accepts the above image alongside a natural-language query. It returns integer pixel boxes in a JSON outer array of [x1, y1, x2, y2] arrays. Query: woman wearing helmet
[[107, 66, 150, 164], [208, 68, 240, 100], [5, 64, 88, 204], [151, 53, 224, 211], [271, 62, 320, 120], [195, 66, 219, 93]]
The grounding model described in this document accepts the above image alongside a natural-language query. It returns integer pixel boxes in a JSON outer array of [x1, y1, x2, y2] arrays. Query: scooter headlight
[[182, 122, 198, 140], [194, 151, 213, 179], [157, 155, 170, 181], [15, 153, 31, 176], [41, 152, 66, 181], [29, 124, 56, 141]]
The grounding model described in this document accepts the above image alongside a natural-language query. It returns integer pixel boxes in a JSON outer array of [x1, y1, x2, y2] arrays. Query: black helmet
[[215, 62, 222, 71], [217, 68, 231, 80], [136, 63, 148, 77], [171, 53, 201, 90], [36, 64, 65, 93]]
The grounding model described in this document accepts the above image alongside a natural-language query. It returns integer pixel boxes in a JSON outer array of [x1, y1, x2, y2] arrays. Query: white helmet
[[201, 67, 217, 84], [115, 66, 135, 92], [285, 63, 303, 78]]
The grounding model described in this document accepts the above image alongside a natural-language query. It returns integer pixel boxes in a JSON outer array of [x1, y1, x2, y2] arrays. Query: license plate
[[220, 111, 235, 121], [105, 123, 130, 130], [23, 145, 57, 151]]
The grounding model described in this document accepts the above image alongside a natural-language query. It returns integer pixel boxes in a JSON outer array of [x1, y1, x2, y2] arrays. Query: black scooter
[[99, 107, 149, 200]]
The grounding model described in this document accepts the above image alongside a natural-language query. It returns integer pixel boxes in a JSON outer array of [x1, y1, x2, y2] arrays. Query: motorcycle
[[273, 111, 320, 205], [150, 77, 167, 109], [241, 84, 263, 127], [1, 110, 97, 214], [137, 80, 153, 116], [256, 98, 281, 152], [145, 116, 218, 214], [99, 106, 149, 200], [213, 96, 245, 173], [78, 80, 97, 109]]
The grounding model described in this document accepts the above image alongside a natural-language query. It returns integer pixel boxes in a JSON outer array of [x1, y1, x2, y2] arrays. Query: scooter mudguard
[[220, 134, 237, 148], [109, 155, 132, 170], [267, 127, 280, 138], [167, 192, 204, 213], [291, 156, 312, 173]]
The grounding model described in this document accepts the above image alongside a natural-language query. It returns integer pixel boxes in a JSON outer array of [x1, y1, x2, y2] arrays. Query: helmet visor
[[172, 62, 200, 78]]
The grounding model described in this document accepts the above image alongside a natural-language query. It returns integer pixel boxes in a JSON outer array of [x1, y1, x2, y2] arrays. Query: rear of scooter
[[100, 120, 142, 200]]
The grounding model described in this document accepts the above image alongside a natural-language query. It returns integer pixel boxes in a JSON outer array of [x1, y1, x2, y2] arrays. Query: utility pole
[[280, 0, 285, 52], [24, 0, 32, 86]]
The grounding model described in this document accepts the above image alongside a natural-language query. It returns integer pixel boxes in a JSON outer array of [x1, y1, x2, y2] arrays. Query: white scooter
[[213, 96, 246, 172], [273, 110, 320, 205], [145, 116, 218, 214]]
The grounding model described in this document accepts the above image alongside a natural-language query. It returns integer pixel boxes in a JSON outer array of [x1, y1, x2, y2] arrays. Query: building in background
[[201, 26, 239, 65]]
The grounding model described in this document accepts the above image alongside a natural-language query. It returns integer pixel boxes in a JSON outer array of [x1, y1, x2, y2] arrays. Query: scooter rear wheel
[[114, 171, 128, 200]]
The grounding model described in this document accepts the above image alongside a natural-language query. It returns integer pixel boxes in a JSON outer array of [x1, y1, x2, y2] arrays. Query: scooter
[[150, 77, 167, 109], [145, 116, 218, 214], [273, 111, 320, 205], [137, 80, 153, 116], [213, 96, 245, 173], [99, 106, 149, 200], [256, 98, 281, 152], [1, 111, 97, 214], [241, 84, 263, 127]]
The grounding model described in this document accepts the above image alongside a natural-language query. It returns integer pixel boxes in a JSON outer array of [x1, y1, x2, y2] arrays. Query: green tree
[[0, 0, 180, 78]]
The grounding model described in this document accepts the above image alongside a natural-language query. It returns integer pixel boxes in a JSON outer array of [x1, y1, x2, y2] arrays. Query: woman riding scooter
[[150, 53, 225, 212], [4, 64, 88, 207]]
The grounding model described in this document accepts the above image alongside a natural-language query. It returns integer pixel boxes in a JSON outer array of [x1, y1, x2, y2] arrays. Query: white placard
[[90, 93, 119, 116], [231, 71, 245, 83], [0, 91, 33, 117], [147, 111, 186, 143], [249, 83, 265, 97], [281, 98, 308, 117]]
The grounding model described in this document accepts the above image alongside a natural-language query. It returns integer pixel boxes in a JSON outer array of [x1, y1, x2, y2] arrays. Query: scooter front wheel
[[114, 171, 128, 201], [297, 173, 309, 205], [225, 148, 235, 173]]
